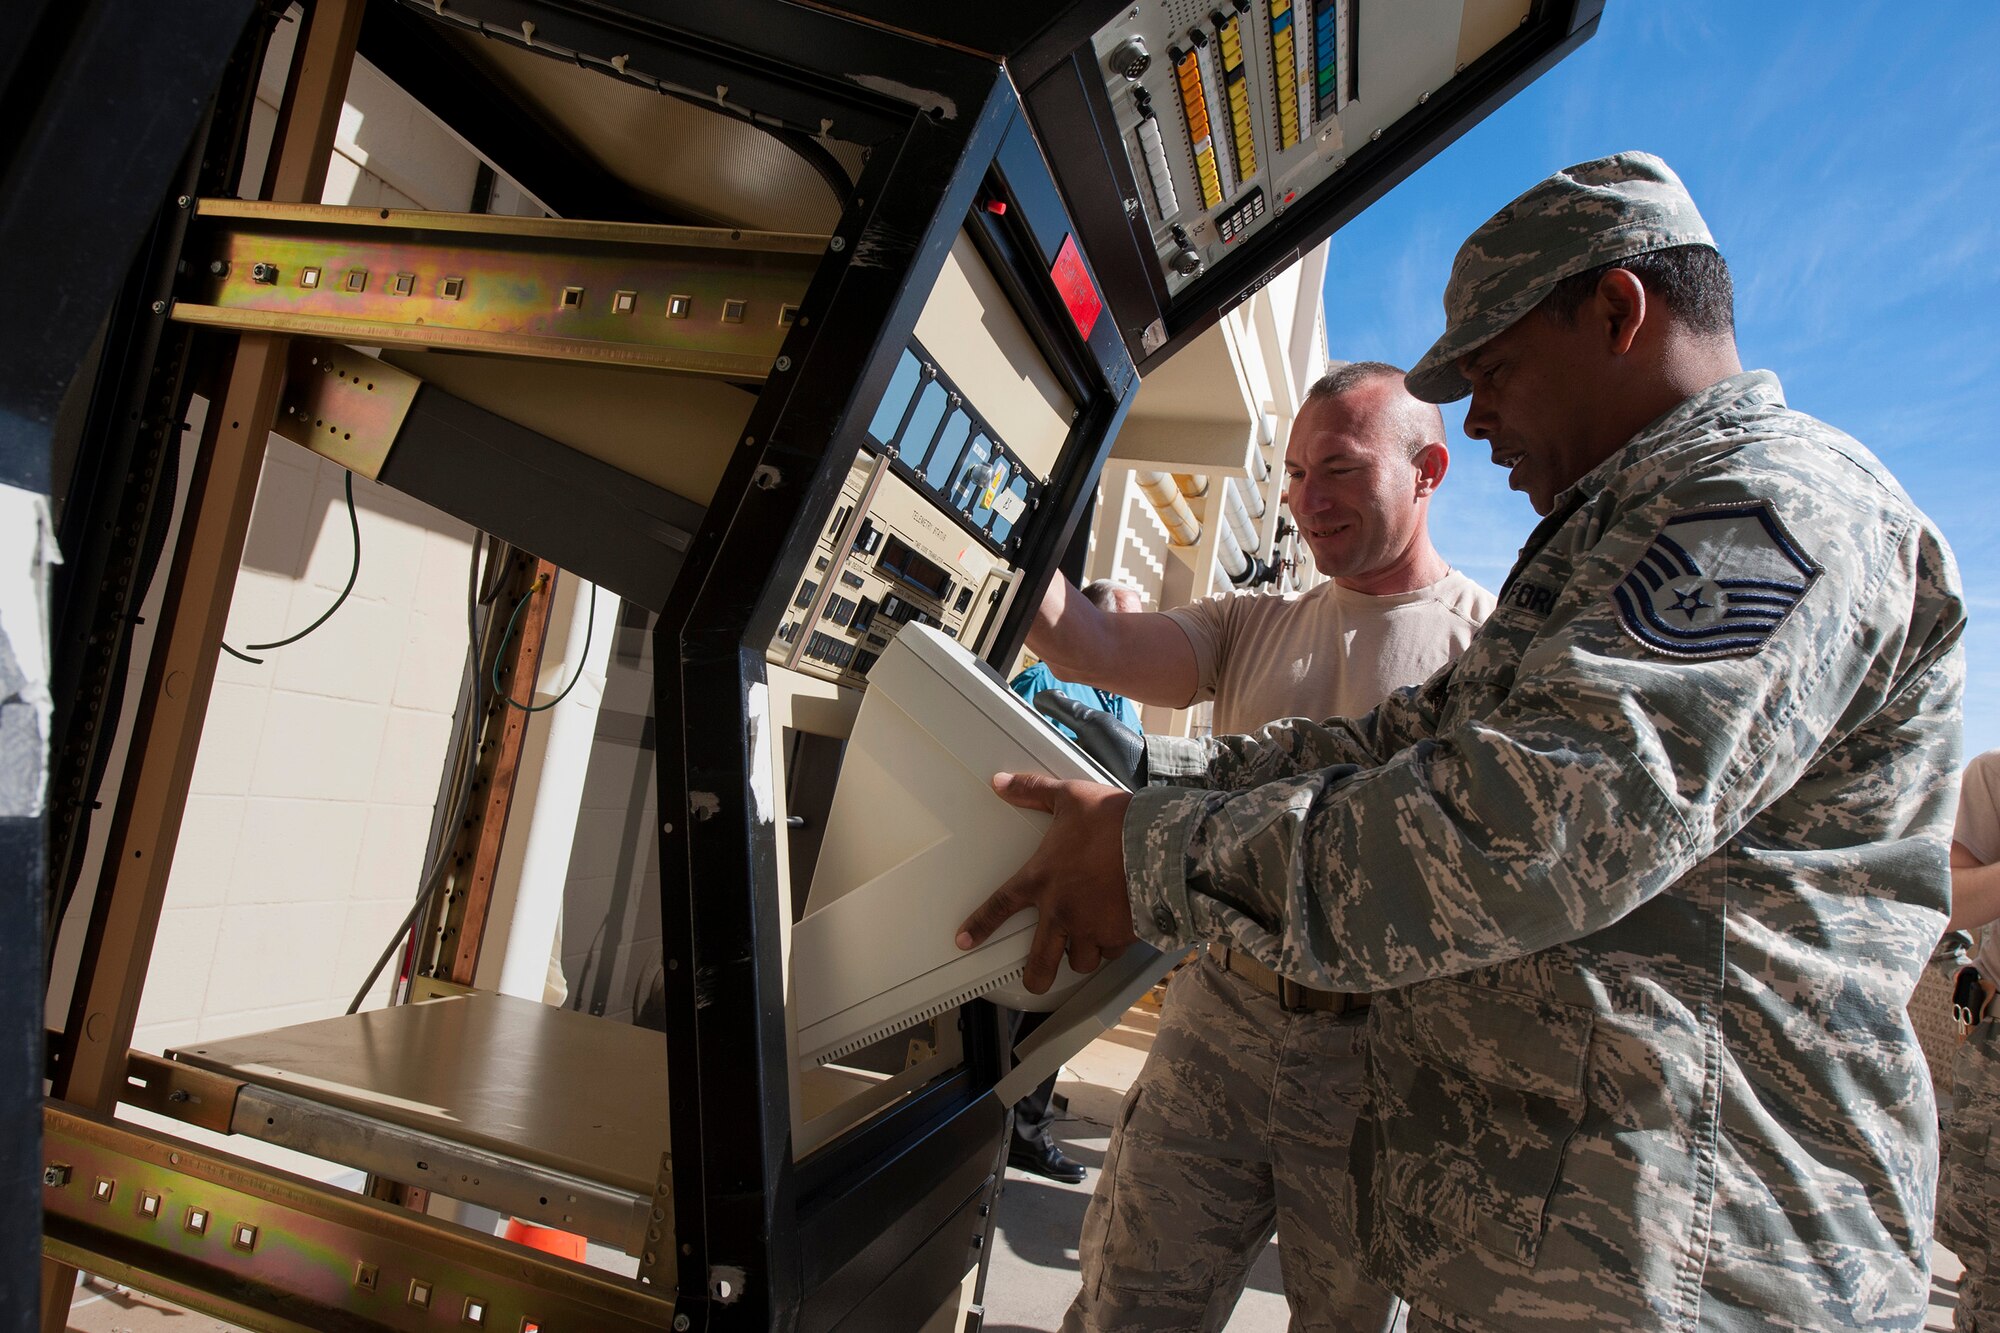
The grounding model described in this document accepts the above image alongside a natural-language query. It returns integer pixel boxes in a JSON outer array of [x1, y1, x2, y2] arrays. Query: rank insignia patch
[[1612, 503, 1821, 659]]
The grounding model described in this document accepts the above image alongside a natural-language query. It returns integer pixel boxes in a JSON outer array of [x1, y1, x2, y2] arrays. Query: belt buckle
[[1276, 976, 1311, 1013]]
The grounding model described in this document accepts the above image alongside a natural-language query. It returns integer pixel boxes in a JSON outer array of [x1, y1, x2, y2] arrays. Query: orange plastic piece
[[503, 1216, 588, 1263]]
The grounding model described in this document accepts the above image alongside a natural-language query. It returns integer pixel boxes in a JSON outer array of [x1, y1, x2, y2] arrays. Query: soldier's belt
[[1213, 945, 1369, 1016]]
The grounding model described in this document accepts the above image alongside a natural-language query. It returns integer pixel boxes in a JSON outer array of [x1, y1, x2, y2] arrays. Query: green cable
[[492, 577, 596, 712], [222, 470, 360, 665]]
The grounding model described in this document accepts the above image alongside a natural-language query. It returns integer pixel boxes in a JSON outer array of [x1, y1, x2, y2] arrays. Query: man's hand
[[957, 771, 1138, 994]]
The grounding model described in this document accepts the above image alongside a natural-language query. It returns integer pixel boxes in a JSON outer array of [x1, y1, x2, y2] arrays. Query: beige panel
[[1458, 0, 1535, 70], [172, 993, 667, 1195], [1110, 416, 1261, 475], [445, 32, 859, 234], [913, 231, 1075, 480], [382, 349, 753, 506], [1124, 321, 1252, 428], [763, 664, 863, 969]]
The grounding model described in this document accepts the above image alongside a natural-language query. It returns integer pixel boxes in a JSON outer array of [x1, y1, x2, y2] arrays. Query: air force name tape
[[1613, 503, 1820, 659]]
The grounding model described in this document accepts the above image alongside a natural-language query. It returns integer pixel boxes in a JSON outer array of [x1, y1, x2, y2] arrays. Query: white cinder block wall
[[127, 25, 539, 1059], [132, 451, 480, 1055]]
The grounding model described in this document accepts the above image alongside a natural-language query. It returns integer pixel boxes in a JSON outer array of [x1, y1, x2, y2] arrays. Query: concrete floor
[[61, 1005, 1973, 1331]]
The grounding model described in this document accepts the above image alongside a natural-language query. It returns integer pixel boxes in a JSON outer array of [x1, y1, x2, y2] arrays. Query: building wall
[[128, 442, 477, 1056], [1084, 252, 1330, 736]]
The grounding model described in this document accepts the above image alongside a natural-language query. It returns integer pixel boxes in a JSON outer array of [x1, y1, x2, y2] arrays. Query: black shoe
[[1008, 1135, 1086, 1184]]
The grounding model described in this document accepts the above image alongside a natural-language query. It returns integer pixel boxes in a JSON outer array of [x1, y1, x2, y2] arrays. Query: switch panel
[[768, 453, 1019, 688], [1089, 0, 1537, 295]]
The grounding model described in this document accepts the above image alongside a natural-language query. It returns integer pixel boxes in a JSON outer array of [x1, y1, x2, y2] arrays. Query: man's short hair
[[1537, 243, 1735, 339], [1081, 579, 1142, 613], [1301, 360, 1407, 407], [1298, 360, 1440, 462]]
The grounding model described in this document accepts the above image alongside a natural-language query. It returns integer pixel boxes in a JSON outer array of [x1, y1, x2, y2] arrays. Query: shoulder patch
[[1612, 503, 1821, 659]]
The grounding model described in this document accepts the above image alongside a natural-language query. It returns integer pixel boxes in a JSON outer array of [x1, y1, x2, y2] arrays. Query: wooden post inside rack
[[40, 1, 366, 1327]]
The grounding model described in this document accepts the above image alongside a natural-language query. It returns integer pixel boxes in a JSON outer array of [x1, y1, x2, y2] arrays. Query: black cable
[[346, 533, 501, 1014], [492, 577, 597, 713], [347, 889, 437, 1016], [477, 531, 511, 607], [223, 470, 360, 664]]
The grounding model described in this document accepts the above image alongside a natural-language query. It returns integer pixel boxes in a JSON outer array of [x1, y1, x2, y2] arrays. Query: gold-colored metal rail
[[173, 199, 827, 378], [44, 1103, 677, 1332]]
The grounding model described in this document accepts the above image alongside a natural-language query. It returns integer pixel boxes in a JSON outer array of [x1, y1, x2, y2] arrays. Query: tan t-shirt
[[1159, 570, 1495, 735], [1955, 748, 2000, 978]]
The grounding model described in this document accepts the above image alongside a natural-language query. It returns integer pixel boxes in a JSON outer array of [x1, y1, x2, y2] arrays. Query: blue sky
[[1322, 3, 2000, 761]]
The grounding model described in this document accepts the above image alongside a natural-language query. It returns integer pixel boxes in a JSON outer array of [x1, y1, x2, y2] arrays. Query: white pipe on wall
[[1221, 478, 1259, 551], [1215, 520, 1248, 581], [1135, 470, 1201, 547]]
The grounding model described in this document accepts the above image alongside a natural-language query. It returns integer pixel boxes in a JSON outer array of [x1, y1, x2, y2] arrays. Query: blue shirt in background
[[1008, 660, 1142, 740]]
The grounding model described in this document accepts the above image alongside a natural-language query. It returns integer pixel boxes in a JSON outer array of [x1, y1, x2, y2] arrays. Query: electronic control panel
[[1090, 0, 1533, 295], [769, 453, 1020, 687]]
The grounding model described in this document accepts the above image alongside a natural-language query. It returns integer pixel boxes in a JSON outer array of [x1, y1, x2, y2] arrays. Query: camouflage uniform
[[1065, 590, 1487, 1331], [1938, 750, 2000, 1332], [1119, 155, 1967, 1331], [1065, 955, 1402, 1333]]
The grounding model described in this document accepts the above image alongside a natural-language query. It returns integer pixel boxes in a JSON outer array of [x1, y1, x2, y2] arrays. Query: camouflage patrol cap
[[1405, 151, 1716, 403]]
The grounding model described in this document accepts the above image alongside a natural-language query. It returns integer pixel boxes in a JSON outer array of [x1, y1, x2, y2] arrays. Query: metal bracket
[[43, 1102, 677, 1332], [636, 1150, 677, 1292], [406, 974, 476, 1004], [271, 339, 419, 479], [120, 1052, 242, 1135], [172, 199, 825, 378], [226, 1080, 653, 1246]]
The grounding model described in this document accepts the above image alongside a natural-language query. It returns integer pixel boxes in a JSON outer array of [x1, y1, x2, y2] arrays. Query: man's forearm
[[1027, 576, 1118, 684], [1025, 574, 1082, 668], [1126, 700, 1700, 994], [1027, 578, 1200, 708], [1949, 855, 2000, 934]]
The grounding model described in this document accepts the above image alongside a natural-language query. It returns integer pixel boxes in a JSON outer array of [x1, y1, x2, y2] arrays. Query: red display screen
[[1050, 234, 1102, 340]]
